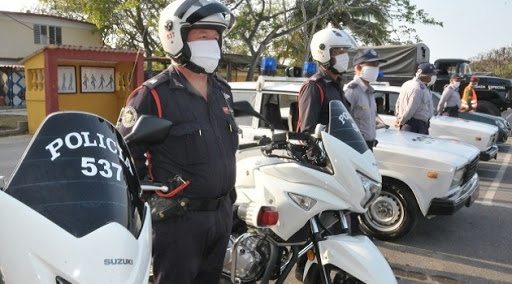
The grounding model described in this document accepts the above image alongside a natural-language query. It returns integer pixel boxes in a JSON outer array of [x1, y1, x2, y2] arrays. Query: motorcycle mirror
[[232, 101, 275, 132], [124, 115, 173, 146]]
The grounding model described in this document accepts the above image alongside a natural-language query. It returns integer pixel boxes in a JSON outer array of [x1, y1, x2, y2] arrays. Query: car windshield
[[5, 112, 145, 238], [328, 100, 368, 154]]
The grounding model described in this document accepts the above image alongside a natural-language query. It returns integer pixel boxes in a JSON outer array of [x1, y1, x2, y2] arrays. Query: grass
[[0, 115, 27, 130]]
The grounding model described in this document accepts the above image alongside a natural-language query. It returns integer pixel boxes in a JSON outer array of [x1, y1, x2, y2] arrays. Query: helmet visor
[[176, 0, 235, 32]]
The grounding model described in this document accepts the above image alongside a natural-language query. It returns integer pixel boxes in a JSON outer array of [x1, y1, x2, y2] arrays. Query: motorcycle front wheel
[[303, 263, 364, 284]]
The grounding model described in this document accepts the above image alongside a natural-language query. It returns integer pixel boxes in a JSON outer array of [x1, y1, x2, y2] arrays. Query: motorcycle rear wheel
[[304, 263, 364, 284]]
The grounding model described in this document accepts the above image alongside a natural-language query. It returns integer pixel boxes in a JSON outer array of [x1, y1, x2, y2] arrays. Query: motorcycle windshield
[[328, 100, 368, 154], [5, 112, 145, 238]]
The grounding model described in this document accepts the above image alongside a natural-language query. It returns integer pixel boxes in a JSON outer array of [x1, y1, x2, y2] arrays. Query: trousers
[[152, 198, 232, 284]]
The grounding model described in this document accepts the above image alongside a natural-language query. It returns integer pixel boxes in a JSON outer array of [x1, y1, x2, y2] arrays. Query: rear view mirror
[[232, 101, 275, 132], [124, 115, 172, 146]]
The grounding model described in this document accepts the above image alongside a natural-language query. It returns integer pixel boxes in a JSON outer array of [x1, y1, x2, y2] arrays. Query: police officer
[[296, 27, 355, 133], [117, 1, 237, 283], [395, 62, 437, 134], [438, 73, 463, 117], [461, 75, 479, 112], [295, 26, 355, 281], [344, 49, 387, 150]]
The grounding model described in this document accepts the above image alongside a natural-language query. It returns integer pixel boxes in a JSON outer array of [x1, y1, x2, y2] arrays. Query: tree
[[37, 0, 442, 81], [38, 0, 167, 58], [273, 0, 442, 67], [470, 46, 512, 79]]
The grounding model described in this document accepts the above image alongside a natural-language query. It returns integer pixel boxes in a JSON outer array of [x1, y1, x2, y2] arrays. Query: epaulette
[[142, 69, 170, 89], [346, 82, 358, 89]]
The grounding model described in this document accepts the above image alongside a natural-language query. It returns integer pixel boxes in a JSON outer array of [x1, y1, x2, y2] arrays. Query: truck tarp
[[345, 43, 430, 77]]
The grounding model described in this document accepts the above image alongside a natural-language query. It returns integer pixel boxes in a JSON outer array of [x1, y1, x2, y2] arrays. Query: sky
[[3, 0, 512, 62]]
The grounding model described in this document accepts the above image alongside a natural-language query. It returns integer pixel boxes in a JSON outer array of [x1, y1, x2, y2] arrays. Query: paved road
[[1, 112, 512, 283]]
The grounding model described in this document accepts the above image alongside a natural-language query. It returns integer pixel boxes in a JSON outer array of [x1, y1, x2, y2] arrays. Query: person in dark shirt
[[295, 26, 355, 281], [117, 0, 236, 283], [296, 27, 355, 133]]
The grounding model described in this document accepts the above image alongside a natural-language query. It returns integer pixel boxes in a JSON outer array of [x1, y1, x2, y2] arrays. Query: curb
[[0, 121, 28, 137]]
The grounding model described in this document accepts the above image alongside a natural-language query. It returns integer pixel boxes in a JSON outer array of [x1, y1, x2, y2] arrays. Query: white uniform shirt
[[344, 76, 376, 141], [396, 77, 434, 124]]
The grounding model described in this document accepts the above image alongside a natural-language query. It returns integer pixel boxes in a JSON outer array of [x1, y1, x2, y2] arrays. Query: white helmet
[[158, 0, 235, 71], [310, 28, 355, 65]]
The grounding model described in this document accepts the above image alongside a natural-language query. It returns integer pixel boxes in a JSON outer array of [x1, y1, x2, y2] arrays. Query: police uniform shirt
[[437, 84, 461, 113], [118, 65, 238, 199], [298, 69, 347, 133], [344, 76, 377, 141], [396, 77, 434, 125]]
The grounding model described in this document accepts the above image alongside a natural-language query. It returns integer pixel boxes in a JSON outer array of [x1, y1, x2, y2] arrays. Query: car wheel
[[360, 180, 420, 241], [476, 100, 501, 116]]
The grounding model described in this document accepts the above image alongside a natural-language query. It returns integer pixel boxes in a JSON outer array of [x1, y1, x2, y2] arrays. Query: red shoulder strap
[[147, 88, 163, 181], [150, 89, 163, 118], [296, 81, 324, 132]]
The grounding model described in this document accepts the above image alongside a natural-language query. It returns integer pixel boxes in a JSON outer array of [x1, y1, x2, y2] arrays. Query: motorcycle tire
[[304, 263, 364, 284], [360, 180, 420, 241]]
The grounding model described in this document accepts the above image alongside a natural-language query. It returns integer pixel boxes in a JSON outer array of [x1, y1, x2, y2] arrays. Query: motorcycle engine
[[223, 234, 271, 281]]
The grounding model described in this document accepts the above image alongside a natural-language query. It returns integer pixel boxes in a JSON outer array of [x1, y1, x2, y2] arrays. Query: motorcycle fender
[[304, 235, 396, 284]]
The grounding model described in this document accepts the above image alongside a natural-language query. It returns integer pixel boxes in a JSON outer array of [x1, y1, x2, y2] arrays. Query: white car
[[230, 76, 480, 240], [372, 84, 499, 161]]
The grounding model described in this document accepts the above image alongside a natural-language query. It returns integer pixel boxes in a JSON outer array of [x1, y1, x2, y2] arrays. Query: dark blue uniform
[[297, 69, 348, 133], [118, 65, 238, 284]]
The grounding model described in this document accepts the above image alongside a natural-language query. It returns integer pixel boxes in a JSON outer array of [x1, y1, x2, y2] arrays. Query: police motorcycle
[[222, 101, 396, 283], [0, 111, 172, 283]]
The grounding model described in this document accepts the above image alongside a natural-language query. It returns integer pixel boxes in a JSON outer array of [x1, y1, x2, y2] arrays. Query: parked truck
[[342, 43, 512, 116]]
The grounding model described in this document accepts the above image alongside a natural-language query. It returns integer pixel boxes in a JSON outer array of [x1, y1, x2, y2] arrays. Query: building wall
[[0, 12, 102, 59]]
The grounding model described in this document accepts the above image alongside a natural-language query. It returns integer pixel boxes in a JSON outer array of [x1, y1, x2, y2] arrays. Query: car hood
[[375, 128, 480, 167], [430, 115, 498, 136]]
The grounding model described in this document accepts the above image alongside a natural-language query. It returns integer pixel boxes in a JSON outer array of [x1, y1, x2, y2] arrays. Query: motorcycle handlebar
[[140, 180, 169, 192]]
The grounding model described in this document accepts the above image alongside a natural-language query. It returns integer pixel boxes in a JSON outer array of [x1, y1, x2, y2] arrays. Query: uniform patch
[[122, 106, 138, 128]]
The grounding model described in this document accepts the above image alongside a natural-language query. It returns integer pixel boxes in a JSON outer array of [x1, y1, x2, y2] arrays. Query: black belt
[[186, 194, 231, 211]]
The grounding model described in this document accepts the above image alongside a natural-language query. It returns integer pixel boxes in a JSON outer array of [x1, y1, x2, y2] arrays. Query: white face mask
[[188, 40, 221, 73], [452, 81, 461, 88], [332, 53, 349, 73], [428, 75, 437, 86], [360, 66, 380, 82]]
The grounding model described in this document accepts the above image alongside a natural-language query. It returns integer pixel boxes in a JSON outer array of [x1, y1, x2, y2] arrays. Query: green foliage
[[37, 0, 442, 80], [470, 46, 512, 79]]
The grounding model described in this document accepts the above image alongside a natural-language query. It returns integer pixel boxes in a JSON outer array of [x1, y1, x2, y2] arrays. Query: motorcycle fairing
[[304, 235, 397, 284], [0, 111, 151, 283], [5, 111, 145, 238]]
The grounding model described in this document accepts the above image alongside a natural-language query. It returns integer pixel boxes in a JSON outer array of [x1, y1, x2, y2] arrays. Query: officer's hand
[[394, 118, 401, 128]]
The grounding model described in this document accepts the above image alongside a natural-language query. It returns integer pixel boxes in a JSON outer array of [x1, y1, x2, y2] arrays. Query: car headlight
[[451, 167, 465, 188], [357, 172, 382, 209]]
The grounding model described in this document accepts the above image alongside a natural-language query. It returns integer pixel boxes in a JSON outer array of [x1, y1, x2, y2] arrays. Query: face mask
[[360, 66, 380, 82], [452, 81, 460, 88], [332, 53, 349, 73], [428, 75, 437, 86], [188, 40, 221, 73]]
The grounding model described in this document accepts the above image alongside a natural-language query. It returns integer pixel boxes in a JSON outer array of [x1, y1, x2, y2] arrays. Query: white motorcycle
[[0, 111, 171, 283], [222, 101, 396, 284]]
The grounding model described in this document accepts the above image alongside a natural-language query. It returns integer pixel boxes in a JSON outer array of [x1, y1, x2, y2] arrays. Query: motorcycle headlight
[[288, 192, 317, 211], [451, 167, 465, 188], [357, 172, 382, 209]]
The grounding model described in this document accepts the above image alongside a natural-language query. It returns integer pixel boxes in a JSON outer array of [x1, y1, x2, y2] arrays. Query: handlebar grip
[[238, 143, 259, 150]]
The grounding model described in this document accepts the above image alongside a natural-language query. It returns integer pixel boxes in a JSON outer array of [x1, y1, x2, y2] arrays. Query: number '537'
[[81, 157, 123, 181]]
